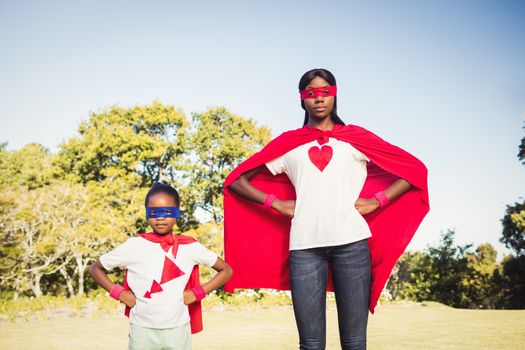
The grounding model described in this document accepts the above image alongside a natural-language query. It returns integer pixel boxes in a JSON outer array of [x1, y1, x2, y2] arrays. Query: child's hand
[[118, 290, 136, 308], [272, 199, 295, 218], [183, 289, 196, 305], [354, 197, 380, 215]]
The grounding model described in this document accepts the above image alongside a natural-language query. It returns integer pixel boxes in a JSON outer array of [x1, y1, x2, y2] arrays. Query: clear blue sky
[[1, 0, 524, 259]]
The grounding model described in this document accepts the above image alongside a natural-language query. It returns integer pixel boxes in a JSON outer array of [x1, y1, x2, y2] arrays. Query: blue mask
[[146, 207, 180, 219]]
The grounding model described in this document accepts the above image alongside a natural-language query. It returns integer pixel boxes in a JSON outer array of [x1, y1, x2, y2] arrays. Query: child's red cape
[[223, 124, 429, 313], [123, 232, 204, 334]]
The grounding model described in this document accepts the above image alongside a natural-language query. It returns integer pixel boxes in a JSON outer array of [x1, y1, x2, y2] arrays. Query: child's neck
[[152, 231, 174, 236]]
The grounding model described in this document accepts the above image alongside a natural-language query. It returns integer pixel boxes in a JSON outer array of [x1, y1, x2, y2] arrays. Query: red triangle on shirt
[[150, 279, 163, 294], [160, 256, 185, 284], [143, 290, 152, 299]]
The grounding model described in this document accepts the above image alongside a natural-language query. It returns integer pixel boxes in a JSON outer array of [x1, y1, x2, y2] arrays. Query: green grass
[[0, 303, 523, 349]]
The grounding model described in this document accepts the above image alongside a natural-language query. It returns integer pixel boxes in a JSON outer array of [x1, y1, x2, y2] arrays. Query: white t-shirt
[[99, 236, 218, 329], [265, 137, 372, 250]]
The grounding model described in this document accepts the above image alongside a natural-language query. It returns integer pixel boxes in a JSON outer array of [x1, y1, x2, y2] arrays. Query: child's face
[[146, 192, 178, 235]]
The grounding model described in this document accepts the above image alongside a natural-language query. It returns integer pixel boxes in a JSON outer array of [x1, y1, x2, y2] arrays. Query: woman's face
[[303, 76, 335, 121]]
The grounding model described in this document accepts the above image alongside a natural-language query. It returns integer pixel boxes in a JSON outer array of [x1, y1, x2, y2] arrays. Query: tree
[[45, 183, 125, 296], [493, 125, 525, 308], [493, 254, 525, 309], [0, 102, 272, 297], [500, 202, 525, 256], [387, 251, 433, 301], [464, 243, 498, 308], [0, 143, 53, 189], [0, 186, 69, 297], [54, 102, 193, 230], [0, 189, 27, 299], [186, 107, 271, 223], [387, 230, 498, 308], [0, 182, 126, 297], [426, 229, 472, 307], [54, 103, 270, 231], [54, 101, 188, 186]]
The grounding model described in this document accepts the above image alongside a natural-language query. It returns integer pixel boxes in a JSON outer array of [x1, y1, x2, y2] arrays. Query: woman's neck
[[307, 117, 335, 131]]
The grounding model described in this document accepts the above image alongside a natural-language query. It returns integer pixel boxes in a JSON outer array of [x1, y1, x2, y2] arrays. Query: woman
[[223, 68, 429, 350]]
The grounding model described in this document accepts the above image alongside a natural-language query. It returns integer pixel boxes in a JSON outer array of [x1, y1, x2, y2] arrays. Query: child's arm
[[183, 257, 233, 305], [89, 259, 137, 308]]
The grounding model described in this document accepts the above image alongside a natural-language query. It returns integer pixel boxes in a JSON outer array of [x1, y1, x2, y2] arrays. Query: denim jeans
[[289, 239, 371, 350]]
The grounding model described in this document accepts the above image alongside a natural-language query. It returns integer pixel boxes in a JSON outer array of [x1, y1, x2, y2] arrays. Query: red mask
[[299, 85, 337, 100]]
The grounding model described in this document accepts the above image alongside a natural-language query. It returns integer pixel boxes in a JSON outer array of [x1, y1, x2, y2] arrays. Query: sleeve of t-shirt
[[353, 147, 370, 162], [99, 239, 136, 270], [265, 155, 286, 175], [359, 150, 370, 162], [189, 242, 219, 268]]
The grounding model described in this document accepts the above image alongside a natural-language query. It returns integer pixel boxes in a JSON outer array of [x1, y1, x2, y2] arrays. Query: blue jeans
[[289, 239, 371, 350]]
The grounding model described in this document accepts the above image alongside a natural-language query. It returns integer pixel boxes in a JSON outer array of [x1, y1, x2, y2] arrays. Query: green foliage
[[493, 254, 525, 309], [387, 251, 433, 301], [490, 124, 525, 308], [0, 143, 53, 189], [0, 293, 120, 321], [462, 243, 499, 308], [187, 107, 271, 222], [0, 290, 292, 322], [54, 101, 188, 186], [426, 229, 473, 307], [0, 102, 270, 299], [387, 230, 500, 309], [53, 102, 269, 231], [1, 101, 521, 311], [500, 201, 525, 256], [202, 289, 292, 309]]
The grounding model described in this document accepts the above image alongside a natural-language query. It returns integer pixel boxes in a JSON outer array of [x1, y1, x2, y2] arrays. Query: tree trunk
[[75, 253, 86, 295], [13, 278, 20, 300], [59, 266, 75, 297], [77, 269, 85, 295], [31, 272, 43, 298]]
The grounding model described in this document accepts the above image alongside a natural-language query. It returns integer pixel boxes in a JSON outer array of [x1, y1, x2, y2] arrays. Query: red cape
[[123, 232, 204, 334], [223, 124, 429, 313]]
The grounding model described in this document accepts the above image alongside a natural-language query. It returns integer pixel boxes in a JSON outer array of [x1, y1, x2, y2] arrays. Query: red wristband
[[109, 284, 125, 300], [264, 194, 277, 209], [191, 285, 206, 302], [374, 191, 389, 208]]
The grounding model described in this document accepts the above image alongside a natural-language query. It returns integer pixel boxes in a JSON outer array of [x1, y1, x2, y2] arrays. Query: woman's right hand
[[272, 199, 296, 218], [118, 290, 137, 308]]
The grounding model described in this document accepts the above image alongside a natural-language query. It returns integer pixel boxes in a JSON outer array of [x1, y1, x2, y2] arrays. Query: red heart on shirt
[[308, 145, 333, 172]]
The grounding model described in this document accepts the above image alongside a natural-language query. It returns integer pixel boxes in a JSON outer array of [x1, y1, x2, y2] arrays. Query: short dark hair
[[298, 68, 345, 127], [144, 182, 180, 207]]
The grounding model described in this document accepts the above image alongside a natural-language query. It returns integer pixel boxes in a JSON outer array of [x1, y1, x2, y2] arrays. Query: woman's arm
[[383, 178, 412, 202], [227, 165, 267, 203], [88, 259, 136, 307], [183, 257, 233, 304], [355, 178, 412, 215], [228, 165, 295, 218]]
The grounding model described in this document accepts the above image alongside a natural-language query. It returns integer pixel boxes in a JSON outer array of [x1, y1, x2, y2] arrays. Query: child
[[89, 182, 233, 350]]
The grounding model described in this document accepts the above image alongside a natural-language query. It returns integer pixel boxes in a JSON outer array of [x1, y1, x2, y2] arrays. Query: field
[[0, 302, 523, 350]]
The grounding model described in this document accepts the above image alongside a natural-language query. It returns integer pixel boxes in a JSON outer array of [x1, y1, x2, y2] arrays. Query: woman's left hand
[[354, 197, 380, 215]]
